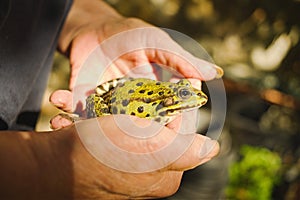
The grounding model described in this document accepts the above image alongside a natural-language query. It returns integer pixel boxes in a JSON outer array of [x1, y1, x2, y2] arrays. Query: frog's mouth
[[158, 102, 206, 117], [164, 105, 202, 116]]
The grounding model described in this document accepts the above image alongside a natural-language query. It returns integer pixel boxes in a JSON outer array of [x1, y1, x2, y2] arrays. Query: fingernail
[[49, 94, 64, 108], [214, 65, 224, 79], [53, 102, 63, 107], [199, 139, 218, 159], [203, 65, 223, 80], [52, 101, 64, 108]]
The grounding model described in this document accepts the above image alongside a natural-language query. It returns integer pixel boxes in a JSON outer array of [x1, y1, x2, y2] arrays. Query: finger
[[69, 31, 100, 89], [126, 64, 157, 80], [75, 115, 218, 173], [168, 135, 220, 171], [50, 114, 74, 130], [166, 110, 199, 134], [169, 77, 202, 90], [49, 90, 73, 112], [99, 27, 222, 81], [187, 78, 202, 90], [146, 48, 223, 81], [50, 84, 93, 115], [111, 57, 158, 80], [75, 116, 179, 173]]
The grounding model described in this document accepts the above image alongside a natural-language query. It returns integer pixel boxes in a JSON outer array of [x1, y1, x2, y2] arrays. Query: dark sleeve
[[0, 0, 73, 130]]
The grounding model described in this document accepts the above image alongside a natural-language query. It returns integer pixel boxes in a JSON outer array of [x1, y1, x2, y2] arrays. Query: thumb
[[168, 134, 219, 171], [49, 90, 73, 112], [50, 84, 94, 115]]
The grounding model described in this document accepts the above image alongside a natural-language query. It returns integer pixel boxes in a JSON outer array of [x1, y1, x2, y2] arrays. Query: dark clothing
[[0, 0, 72, 130]]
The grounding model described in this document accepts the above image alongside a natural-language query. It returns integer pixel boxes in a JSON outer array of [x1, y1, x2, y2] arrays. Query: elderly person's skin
[[0, 116, 219, 199], [0, 0, 222, 199], [50, 0, 223, 127]]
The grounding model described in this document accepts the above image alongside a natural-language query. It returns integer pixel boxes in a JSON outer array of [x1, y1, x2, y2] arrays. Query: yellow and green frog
[[85, 77, 208, 124]]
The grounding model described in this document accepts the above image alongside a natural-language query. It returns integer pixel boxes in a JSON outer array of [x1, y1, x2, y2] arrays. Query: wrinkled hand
[[68, 116, 219, 199], [50, 17, 223, 129], [48, 1, 223, 198]]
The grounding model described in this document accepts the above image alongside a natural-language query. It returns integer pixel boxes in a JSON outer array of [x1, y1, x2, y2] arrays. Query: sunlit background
[[37, 0, 300, 199]]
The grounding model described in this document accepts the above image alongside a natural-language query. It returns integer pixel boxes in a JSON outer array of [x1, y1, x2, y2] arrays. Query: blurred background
[[37, 0, 300, 199]]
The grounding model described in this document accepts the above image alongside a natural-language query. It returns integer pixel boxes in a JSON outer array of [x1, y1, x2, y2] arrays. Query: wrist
[[0, 128, 76, 198]]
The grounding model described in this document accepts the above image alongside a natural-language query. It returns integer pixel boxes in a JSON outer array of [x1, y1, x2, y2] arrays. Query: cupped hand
[[50, 17, 223, 129], [67, 115, 219, 199], [47, 1, 222, 198]]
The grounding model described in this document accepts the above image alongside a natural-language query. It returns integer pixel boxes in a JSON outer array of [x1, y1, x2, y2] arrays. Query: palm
[[50, 19, 222, 129]]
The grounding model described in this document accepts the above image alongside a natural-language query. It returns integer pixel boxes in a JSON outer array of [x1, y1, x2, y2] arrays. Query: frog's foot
[[50, 113, 81, 129]]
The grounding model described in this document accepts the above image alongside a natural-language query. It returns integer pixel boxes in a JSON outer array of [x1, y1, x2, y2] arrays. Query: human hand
[[50, 17, 223, 128], [46, 3, 223, 199], [0, 115, 218, 199], [65, 116, 219, 199]]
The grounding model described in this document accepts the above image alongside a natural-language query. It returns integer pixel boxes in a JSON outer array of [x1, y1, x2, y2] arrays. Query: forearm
[[58, 0, 124, 54], [0, 129, 74, 199]]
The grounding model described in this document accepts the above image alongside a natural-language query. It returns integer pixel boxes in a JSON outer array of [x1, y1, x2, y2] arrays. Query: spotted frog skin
[[86, 78, 208, 124]]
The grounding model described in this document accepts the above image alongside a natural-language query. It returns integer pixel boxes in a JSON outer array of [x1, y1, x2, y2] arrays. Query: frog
[[85, 77, 208, 124]]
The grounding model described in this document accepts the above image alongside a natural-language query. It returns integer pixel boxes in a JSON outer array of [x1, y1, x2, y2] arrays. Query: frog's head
[[154, 79, 208, 123]]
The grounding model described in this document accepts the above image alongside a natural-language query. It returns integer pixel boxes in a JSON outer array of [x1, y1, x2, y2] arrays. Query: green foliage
[[226, 145, 281, 200]]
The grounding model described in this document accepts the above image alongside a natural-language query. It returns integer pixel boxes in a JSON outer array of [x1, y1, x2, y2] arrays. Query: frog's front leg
[[86, 94, 110, 118]]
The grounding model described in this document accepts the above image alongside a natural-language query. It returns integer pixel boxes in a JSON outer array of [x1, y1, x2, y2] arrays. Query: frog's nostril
[[197, 92, 208, 100]]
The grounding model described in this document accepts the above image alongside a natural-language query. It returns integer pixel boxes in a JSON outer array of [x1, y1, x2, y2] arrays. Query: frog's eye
[[178, 88, 191, 100]]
